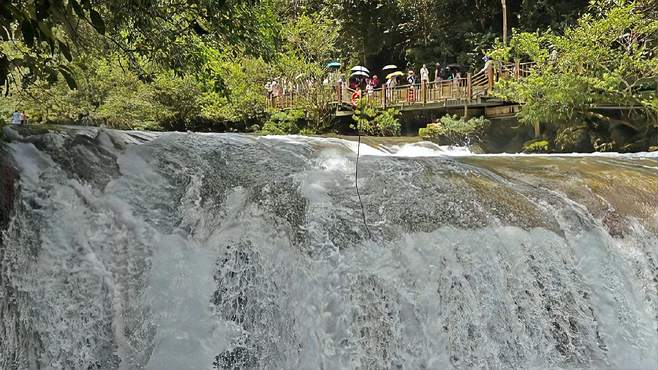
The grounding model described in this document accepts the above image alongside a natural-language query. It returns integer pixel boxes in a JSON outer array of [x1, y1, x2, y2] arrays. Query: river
[[1, 127, 656, 369]]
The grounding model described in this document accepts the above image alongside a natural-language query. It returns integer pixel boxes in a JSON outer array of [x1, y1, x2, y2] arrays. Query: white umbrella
[[382, 65, 398, 70], [350, 71, 370, 78], [351, 66, 370, 73]]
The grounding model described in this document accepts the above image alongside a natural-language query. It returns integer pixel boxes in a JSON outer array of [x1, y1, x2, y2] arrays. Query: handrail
[[266, 61, 538, 110]]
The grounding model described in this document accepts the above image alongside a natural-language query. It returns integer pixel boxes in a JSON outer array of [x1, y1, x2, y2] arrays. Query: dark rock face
[[0, 145, 16, 234]]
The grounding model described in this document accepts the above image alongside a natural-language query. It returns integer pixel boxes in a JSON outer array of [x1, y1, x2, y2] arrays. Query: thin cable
[[355, 133, 371, 238]]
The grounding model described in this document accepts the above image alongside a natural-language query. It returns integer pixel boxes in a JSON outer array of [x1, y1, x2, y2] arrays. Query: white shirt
[[420, 67, 429, 81], [11, 112, 21, 125]]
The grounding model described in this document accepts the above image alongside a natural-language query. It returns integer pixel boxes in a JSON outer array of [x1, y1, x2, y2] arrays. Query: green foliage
[[420, 115, 490, 145], [199, 48, 269, 126], [491, 1, 658, 126], [554, 125, 592, 152], [372, 108, 402, 136], [352, 97, 401, 136], [522, 139, 550, 153], [1, 0, 277, 92], [261, 109, 306, 135]]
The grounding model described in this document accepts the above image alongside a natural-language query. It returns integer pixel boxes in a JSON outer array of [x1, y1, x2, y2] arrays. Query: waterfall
[[1, 127, 657, 369]]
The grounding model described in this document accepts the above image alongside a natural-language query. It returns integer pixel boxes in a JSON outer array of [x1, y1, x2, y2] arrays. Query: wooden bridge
[[267, 61, 536, 118]]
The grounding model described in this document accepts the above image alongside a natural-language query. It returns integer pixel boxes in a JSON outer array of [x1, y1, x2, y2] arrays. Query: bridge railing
[[266, 61, 537, 110]]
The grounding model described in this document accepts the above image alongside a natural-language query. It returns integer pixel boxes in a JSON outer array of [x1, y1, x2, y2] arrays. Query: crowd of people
[[343, 63, 465, 92], [265, 58, 494, 105]]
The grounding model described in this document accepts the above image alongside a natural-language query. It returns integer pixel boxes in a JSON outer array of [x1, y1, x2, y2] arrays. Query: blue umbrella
[[326, 61, 341, 68]]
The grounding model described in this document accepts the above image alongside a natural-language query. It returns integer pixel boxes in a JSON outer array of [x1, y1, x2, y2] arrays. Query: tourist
[[11, 109, 21, 125], [265, 80, 273, 100], [550, 48, 558, 64], [271, 79, 279, 99], [479, 56, 493, 74], [420, 64, 429, 98], [371, 75, 380, 88], [407, 70, 416, 85], [365, 82, 374, 96], [434, 63, 442, 83], [21, 111, 28, 125], [385, 75, 396, 101], [420, 64, 429, 85]]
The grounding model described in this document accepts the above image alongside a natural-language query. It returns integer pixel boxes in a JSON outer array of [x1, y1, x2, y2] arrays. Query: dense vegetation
[[490, 0, 658, 151], [1, 0, 656, 147]]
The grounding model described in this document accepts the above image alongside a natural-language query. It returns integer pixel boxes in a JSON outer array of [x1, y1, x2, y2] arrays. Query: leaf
[[37, 21, 56, 53], [89, 9, 106, 35], [58, 40, 72, 61], [69, 0, 85, 18], [59, 66, 77, 89]]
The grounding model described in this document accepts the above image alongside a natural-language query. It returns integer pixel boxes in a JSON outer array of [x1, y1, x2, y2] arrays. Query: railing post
[[422, 82, 426, 105], [487, 64, 494, 95], [466, 73, 472, 103], [515, 60, 520, 80]]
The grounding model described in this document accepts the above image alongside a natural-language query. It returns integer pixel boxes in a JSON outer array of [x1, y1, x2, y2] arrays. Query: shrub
[[352, 98, 401, 136], [420, 115, 490, 145], [522, 139, 550, 153], [260, 109, 306, 135]]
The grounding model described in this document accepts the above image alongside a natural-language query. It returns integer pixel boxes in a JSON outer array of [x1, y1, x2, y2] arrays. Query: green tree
[[352, 97, 401, 136], [491, 1, 658, 127]]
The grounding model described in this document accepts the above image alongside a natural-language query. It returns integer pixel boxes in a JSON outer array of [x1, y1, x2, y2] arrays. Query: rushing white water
[[1, 128, 657, 369]]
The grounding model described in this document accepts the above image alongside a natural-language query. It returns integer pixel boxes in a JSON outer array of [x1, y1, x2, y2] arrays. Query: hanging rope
[[355, 132, 372, 238]]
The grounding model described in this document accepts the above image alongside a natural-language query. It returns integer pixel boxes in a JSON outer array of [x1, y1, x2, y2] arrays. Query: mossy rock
[[522, 139, 550, 153]]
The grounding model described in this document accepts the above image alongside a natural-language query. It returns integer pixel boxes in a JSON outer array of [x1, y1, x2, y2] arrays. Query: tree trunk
[[501, 0, 508, 47]]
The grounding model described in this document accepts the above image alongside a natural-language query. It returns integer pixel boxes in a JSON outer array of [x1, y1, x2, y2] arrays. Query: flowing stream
[[1, 127, 657, 369]]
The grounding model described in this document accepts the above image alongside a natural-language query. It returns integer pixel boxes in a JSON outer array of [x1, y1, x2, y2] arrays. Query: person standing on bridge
[[479, 56, 494, 74], [371, 75, 380, 88], [420, 64, 429, 100], [420, 65, 429, 85], [11, 109, 22, 125], [407, 70, 416, 85], [434, 63, 442, 83]]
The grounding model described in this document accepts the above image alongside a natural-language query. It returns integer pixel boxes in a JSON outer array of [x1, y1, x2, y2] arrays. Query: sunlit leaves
[[491, 1, 658, 126]]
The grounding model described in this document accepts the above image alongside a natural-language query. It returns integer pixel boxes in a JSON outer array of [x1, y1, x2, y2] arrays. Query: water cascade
[[1, 127, 657, 369]]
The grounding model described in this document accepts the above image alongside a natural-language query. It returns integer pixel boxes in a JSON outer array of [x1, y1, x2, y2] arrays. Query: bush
[[260, 109, 306, 135], [420, 115, 490, 145], [352, 98, 401, 136], [522, 139, 550, 153]]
